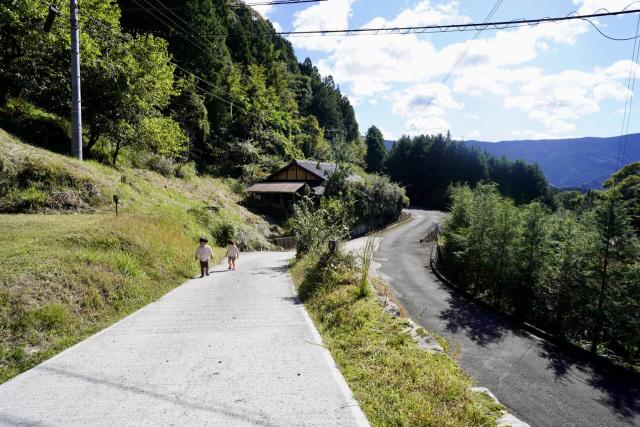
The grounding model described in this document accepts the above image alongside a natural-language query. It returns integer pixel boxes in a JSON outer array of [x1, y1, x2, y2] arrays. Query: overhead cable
[[165, 6, 640, 37], [617, 14, 640, 169], [120, 0, 327, 11]]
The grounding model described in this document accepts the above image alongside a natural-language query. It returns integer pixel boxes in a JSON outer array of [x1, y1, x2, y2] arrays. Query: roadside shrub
[[215, 222, 237, 247], [353, 175, 409, 227], [143, 153, 175, 177], [174, 162, 197, 180], [291, 197, 354, 257]]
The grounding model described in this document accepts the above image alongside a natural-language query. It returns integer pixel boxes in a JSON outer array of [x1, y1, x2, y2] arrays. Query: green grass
[[291, 251, 504, 427], [0, 128, 276, 383]]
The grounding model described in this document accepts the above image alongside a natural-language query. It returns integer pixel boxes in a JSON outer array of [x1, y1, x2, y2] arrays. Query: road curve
[[375, 208, 640, 427]]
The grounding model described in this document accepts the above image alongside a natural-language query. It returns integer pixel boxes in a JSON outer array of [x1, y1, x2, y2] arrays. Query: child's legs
[[228, 257, 233, 266], [200, 261, 208, 274], [232, 258, 236, 268]]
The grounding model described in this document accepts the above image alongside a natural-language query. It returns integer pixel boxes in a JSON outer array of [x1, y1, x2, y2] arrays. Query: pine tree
[[364, 126, 387, 173]]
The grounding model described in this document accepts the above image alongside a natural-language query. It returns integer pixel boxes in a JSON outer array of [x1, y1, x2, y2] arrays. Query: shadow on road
[[589, 368, 640, 421], [536, 339, 640, 422], [35, 366, 281, 427], [438, 294, 516, 347], [537, 341, 583, 383]]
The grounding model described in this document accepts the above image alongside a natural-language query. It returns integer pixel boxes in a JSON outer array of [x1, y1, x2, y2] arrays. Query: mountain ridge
[[385, 134, 640, 189]]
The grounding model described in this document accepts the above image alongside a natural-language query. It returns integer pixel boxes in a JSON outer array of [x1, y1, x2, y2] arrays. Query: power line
[[422, 0, 505, 113], [118, 7, 640, 41], [120, 0, 327, 10], [170, 7, 640, 37], [128, 0, 212, 55], [617, 14, 640, 169]]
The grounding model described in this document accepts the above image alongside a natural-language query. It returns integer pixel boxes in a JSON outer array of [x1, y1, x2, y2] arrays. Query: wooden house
[[246, 160, 359, 210]]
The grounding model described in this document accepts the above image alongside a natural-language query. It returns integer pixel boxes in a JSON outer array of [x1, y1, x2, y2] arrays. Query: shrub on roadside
[[291, 197, 354, 257]]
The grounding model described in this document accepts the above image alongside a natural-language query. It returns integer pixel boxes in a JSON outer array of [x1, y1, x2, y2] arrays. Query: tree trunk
[[592, 234, 611, 354], [112, 141, 121, 165], [85, 131, 100, 158]]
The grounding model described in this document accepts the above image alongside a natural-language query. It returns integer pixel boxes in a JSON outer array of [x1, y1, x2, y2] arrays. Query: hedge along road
[[373, 208, 640, 427]]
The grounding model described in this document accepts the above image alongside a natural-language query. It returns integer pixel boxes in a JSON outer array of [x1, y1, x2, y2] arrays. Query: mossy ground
[[291, 251, 504, 427]]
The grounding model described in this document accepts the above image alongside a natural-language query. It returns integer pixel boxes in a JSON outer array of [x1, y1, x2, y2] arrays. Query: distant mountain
[[384, 140, 395, 150], [464, 134, 640, 189]]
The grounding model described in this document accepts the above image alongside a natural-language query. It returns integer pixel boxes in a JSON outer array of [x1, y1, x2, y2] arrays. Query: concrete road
[[375, 208, 640, 427], [0, 252, 369, 427]]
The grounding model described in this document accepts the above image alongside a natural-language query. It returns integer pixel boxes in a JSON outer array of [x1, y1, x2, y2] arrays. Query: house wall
[[273, 165, 319, 182]]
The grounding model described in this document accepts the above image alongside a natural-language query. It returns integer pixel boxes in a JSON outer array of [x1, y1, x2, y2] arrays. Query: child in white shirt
[[195, 237, 214, 278], [226, 240, 240, 270]]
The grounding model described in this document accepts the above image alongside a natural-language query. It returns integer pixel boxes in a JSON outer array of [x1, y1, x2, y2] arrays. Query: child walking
[[226, 240, 240, 270], [195, 237, 214, 278]]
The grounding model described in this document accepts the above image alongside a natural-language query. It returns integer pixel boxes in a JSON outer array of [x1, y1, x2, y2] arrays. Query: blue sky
[[254, 0, 640, 142]]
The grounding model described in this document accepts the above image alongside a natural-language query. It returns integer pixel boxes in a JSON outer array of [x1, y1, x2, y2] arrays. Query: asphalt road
[[375, 208, 640, 427]]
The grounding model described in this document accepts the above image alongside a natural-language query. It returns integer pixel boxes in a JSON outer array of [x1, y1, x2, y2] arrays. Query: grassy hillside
[[0, 128, 275, 383]]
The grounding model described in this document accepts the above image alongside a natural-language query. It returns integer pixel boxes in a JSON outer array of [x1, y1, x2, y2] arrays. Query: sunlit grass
[[291, 252, 504, 427], [0, 129, 274, 383]]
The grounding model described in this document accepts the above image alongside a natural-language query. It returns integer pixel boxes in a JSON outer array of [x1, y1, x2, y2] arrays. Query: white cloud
[[297, 1, 591, 99], [252, 5, 275, 19], [468, 130, 481, 138], [289, 0, 637, 137], [271, 21, 283, 33], [378, 126, 397, 141], [502, 65, 633, 133], [288, 0, 357, 51], [464, 114, 480, 120], [511, 130, 573, 140], [392, 83, 463, 118], [573, 0, 635, 14], [405, 116, 451, 136]]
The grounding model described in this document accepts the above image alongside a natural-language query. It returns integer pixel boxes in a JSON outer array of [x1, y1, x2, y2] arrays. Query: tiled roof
[[246, 182, 307, 194], [294, 160, 339, 179], [293, 160, 361, 182]]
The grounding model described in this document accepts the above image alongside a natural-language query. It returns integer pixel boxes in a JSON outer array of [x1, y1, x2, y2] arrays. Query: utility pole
[[70, 0, 83, 160]]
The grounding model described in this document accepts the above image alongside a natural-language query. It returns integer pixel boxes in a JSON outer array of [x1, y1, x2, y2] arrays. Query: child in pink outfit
[[226, 240, 240, 270]]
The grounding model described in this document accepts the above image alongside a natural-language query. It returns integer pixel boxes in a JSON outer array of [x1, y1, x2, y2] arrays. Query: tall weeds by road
[[291, 249, 503, 426]]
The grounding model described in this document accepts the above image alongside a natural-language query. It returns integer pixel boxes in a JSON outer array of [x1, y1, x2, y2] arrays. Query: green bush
[[174, 162, 197, 180], [133, 152, 175, 176], [36, 304, 69, 331], [353, 175, 409, 227], [291, 197, 354, 257]]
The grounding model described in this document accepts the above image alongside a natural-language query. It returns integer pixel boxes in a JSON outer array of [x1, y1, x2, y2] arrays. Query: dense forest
[[0, 0, 363, 181], [382, 132, 553, 210], [440, 162, 640, 368], [1, 0, 408, 227]]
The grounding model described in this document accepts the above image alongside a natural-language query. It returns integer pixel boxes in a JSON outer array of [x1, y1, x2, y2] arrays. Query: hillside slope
[[0, 128, 275, 383], [466, 134, 640, 189]]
